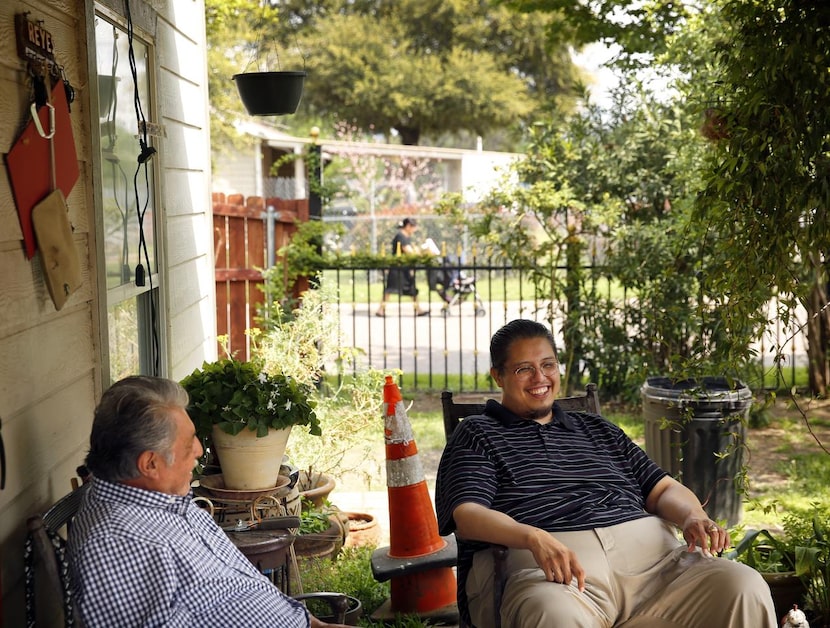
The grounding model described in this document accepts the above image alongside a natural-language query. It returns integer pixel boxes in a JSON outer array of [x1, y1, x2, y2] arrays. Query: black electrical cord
[[124, 0, 160, 376]]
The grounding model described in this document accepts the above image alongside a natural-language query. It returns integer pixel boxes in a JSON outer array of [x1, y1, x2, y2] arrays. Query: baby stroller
[[427, 259, 486, 317]]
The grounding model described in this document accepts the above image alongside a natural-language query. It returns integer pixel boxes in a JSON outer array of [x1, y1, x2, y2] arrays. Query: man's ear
[[490, 367, 504, 388], [135, 450, 160, 478]]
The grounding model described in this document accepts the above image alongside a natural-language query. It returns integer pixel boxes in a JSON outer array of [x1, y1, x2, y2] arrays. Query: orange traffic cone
[[370, 376, 458, 621]]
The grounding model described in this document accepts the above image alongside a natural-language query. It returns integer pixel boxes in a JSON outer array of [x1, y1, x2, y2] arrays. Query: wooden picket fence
[[212, 193, 309, 361]]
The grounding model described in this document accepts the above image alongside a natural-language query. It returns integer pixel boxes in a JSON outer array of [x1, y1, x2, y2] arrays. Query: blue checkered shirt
[[68, 478, 310, 627]]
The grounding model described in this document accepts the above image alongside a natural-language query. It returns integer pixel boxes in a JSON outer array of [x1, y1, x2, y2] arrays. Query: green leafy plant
[[783, 505, 830, 625], [254, 285, 387, 484], [729, 504, 830, 624], [299, 506, 335, 535], [180, 357, 320, 441], [728, 528, 797, 574]]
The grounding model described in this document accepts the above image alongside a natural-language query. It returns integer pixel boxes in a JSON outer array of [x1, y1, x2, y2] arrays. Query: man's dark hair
[[490, 319, 556, 372], [86, 376, 188, 483]]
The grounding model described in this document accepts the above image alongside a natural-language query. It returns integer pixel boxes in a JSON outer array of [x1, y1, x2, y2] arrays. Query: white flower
[[258, 372, 268, 384], [284, 399, 292, 412]]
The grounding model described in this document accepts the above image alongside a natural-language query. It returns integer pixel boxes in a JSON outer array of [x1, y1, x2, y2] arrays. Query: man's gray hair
[[85, 376, 189, 483]]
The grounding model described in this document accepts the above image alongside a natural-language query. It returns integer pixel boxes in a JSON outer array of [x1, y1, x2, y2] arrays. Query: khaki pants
[[467, 517, 776, 628]]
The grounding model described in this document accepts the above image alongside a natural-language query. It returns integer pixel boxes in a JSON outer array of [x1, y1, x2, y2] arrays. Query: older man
[[68, 376, 348, 628], [435, 319, 776, 628]]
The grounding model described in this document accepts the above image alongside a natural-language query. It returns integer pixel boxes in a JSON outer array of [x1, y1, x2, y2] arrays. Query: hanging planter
[[233, 71, 306, 116]]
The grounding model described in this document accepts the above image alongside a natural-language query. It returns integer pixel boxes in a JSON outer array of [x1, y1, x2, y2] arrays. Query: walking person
[[376, 218, 429, 317]]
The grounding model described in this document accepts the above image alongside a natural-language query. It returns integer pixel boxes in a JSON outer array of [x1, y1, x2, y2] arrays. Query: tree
[[205, 0, 280, 152], [268, 0, 583, 145], [684, 1, 830, 395], [504, 0, 689, 57], [438, 88, 715, 397]]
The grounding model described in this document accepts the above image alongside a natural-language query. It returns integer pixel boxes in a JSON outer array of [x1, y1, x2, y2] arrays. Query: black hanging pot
[[232, 71, 306, 116]]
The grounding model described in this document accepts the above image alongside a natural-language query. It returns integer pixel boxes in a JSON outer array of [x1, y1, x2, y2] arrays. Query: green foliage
[[731, 503, 830, 623], [299, 546, 390, 622], [506, 0, 689, 58], [685, 0, 830, 395], [299, 507, 334, 535], [255, 285, 387, 479], [785, 504, 830, 624], [180, 358, 320, 441], [270, 0, 582, 145], [728, 527, 797, 573], [438, 88, 751, 397]]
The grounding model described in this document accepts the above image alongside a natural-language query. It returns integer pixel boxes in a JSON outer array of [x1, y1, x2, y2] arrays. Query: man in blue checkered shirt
[[67, 376, 349, 628]]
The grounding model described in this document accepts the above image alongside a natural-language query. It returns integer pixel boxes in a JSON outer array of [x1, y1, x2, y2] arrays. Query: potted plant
[[181, 357, 321, 490], [227, 3, 307, 117], [254, 284, 386, 500], [728, 528, 805, 620], [729, 505, 830, 626]]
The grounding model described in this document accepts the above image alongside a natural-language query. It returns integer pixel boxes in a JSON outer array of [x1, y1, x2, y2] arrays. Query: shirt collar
[[90, 477, 195, 516], [484, 398, 576, 430]]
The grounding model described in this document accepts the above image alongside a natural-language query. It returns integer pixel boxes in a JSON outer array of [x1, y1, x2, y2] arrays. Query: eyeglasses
[[511, 361, 559, 380]]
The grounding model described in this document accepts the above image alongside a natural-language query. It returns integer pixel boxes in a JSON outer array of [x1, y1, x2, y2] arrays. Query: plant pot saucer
[[198, 473, 289, 501]]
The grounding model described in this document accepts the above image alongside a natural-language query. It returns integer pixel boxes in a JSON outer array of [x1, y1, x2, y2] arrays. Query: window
[[94, 9, 162, 381]]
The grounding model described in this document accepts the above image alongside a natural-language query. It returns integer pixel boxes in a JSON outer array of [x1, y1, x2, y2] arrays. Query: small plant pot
[[343, 512, 381, 549], [307, 594, 362, 626], [233, 71, 306, 116], [298, 471, 336, 509]]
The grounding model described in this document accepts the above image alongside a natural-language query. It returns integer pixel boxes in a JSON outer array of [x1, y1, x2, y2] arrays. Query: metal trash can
[[641, 376, 751, 527]]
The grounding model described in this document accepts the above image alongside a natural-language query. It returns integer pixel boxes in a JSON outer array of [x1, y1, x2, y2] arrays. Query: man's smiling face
[[491, 336, 561, 424]]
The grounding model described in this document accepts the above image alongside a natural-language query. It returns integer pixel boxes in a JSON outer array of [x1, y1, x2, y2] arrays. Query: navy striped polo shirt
[[435, 399, 668, 624]]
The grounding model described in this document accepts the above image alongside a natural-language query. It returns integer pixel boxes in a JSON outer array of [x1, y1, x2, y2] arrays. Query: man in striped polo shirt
[[435, 319, 775, 628]]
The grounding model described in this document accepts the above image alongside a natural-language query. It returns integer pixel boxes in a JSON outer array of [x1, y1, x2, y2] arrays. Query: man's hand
[[454, 502, 586, 591], [646, 476, 729, 557], [680, 515, 729, 557], [524, 526, 586, 591]]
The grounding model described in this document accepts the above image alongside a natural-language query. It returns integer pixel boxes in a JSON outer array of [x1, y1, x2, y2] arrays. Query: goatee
[[524, 404, 554, 421]]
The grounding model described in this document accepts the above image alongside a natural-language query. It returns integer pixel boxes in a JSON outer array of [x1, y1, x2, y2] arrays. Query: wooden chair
[[25, 483, 89, 627], [440, 383, 601, 628], [25, 483, 351, 626]]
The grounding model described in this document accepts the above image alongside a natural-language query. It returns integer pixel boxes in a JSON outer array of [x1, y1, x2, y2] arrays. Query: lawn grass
[[321, 269, 625, 304]]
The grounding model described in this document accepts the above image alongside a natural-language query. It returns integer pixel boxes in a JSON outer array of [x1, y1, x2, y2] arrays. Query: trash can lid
[[641, 376, 751, 409]]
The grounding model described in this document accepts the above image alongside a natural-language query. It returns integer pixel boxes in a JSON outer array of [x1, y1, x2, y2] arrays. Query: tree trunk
[[562, 227, 585, 394], [805, 260, 829, 397]]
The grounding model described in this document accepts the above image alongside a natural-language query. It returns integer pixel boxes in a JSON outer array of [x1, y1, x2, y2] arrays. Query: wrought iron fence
[[212, 195, 807, 397], [317, 262, 808, 396]]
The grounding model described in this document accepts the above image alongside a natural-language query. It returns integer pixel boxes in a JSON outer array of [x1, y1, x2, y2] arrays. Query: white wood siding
[[0, 0, 214, 623]]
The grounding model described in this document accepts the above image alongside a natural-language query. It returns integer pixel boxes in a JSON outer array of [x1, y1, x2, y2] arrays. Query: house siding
[[0, 0, 214, 624]]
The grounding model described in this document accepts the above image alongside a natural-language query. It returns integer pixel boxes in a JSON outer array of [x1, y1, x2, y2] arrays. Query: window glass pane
[[108, 298, 139, 381], [95, 10, 161, 380], [95, 17, 156, 290]]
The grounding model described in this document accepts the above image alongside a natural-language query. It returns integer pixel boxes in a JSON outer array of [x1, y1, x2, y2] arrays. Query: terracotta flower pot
[[297, 470, 336, 509], [343, 512, 381, 549], [211, 425, 292, 490]]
